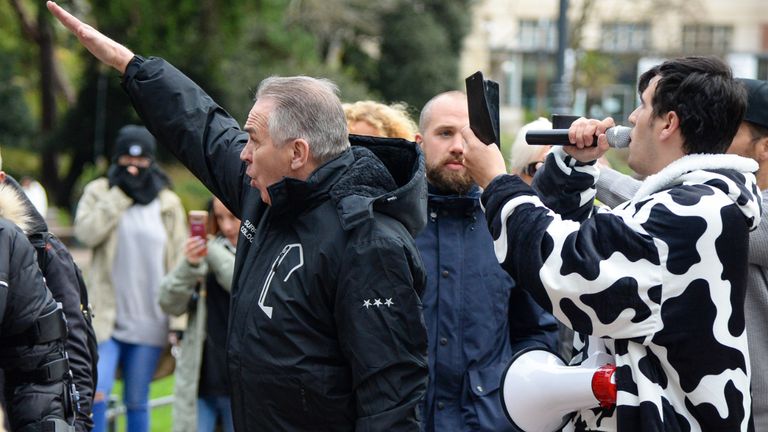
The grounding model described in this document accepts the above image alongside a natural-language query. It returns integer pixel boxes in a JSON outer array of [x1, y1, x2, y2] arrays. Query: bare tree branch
[[9, 0, 40, 42]]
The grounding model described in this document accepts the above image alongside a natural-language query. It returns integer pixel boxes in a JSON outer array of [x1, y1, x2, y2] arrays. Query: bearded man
[[413, 91, 558, 431]]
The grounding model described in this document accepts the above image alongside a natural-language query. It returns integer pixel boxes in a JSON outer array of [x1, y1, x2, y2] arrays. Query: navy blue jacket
[[416, 185, 558, 431]]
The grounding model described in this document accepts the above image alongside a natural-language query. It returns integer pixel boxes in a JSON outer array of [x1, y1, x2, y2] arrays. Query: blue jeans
[[197, 396, 234, 432], [92, 338, 163, 432]]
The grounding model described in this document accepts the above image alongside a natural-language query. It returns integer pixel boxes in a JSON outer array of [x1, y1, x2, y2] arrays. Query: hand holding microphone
[[526, 125, 631, 148], [527, 117, 628, 163]]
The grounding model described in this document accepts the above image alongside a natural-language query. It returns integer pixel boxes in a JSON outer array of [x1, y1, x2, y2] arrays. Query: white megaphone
[[499, 346, 616, 432]]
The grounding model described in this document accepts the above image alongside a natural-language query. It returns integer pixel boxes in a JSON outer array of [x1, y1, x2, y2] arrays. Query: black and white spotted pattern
[[482, 148, 762, 431]]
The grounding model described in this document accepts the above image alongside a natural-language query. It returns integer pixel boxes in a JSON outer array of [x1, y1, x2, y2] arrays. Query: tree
[[374, 1, 462, 110], [0, 37, 35, 151], [567, 0, 705, 116], [38, 0, 254, 208], [285, 0, 394, 70], [220, 0, 373, 120], [6, 0, 78, 202]]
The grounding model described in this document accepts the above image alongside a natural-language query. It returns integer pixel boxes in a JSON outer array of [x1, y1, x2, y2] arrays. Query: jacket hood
[[633, 153, 762, 230], [330, 134, 427, 236], [0, 180, 35, 234], [4, 175, 48, 235]]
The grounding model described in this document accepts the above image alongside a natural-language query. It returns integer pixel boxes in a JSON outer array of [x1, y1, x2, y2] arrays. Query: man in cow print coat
[[461, 57, 761, 430]]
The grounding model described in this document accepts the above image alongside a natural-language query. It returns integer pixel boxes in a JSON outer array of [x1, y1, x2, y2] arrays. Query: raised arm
[[49, 1, 247, 216], [46, 1, 133, 73]]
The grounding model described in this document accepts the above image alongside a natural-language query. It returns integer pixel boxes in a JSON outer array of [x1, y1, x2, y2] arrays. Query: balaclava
[[107, 125, 170, 205]]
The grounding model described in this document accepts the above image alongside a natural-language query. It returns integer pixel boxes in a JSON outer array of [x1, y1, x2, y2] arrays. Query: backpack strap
[[27, 232, 51, 275]]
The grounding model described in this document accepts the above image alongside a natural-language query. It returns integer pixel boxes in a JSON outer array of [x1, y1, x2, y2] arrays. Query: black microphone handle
[[525, 129, 598, 146], [525, 126, 632, 148]]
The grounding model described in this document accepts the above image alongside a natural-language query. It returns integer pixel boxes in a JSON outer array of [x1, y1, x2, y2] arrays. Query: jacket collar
[[634, 153, 758, 200], [427, 183, 481, 212], [266, 150, 354, 219], [261, 135, 428, 237], [633, 153, 762, 230]]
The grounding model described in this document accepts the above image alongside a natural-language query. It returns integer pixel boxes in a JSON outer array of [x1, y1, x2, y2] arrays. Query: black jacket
[[122, 56, 429, 431], [2, 176, 96, 432], [0, 186, 76, 431]]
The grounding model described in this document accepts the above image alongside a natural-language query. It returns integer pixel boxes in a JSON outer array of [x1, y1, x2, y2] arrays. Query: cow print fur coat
[[482, 147, 762, 431]]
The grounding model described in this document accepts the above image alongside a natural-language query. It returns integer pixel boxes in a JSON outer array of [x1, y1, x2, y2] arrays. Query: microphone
[[526, 126, 631, 149]]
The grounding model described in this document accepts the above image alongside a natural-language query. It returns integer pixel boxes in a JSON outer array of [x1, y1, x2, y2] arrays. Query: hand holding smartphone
[[465, 71, 501, 146], [188, 210, 208, 257]]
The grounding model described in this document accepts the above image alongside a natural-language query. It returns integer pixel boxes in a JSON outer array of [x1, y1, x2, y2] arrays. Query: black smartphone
[[465, 71, 501, 145], [551, 114, 581, 129]]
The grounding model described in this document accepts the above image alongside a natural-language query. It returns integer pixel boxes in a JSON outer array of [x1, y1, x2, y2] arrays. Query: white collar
[[633, 153, 758, 201]]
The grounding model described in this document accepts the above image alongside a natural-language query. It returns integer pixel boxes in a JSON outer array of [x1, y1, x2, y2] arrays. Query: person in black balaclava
[[73, 125, 187, 432], [107, 125, 171, 205]]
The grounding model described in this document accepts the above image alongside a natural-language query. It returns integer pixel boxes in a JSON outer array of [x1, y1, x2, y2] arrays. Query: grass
[[110, 376, 175, 431]]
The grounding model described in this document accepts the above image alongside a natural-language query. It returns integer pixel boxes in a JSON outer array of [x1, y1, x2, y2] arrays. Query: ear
[[658, 111, 680, 141], [289, 138, 311, 171], [755, 136, 768, 163], [414, 133, 424, 147], [0, 171, 5, 183]]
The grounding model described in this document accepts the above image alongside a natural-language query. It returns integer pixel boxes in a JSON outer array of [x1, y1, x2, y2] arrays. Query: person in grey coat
[[159, 197, 239, 432]]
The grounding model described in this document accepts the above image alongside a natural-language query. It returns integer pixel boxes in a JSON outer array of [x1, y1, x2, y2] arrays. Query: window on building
[[682, 25, 733, 53], [758, 57, 768, 81], [518, 19, 557, 51], [601, 22, 650, 53]]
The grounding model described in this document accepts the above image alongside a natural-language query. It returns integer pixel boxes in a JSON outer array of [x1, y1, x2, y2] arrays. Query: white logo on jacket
[[259, 243, 303, 318]]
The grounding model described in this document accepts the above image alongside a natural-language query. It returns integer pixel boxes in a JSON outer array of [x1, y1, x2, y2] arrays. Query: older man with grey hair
[[47, 2, 429, 431]]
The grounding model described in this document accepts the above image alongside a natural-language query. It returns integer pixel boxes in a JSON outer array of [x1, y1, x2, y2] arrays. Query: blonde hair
[[508, 117, 553, 175], [343, 101, 418, 140]]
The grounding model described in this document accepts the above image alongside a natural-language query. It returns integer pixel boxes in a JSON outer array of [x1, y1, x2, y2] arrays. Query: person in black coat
[[48, 3, 429, 431], [0, 180, 77, 432], [0, 168, 97, 432]]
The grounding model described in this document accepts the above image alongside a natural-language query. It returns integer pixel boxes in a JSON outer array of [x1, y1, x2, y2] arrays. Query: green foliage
[[6, 0, 475, 208], [0, 7, 37, 150], [219, 0, 374, 120], [0, 146, 41, 179], [111, 375, 174, 431], [164, 164, 211, 213], [422, 0, 472, 55], [39, 0, 258, 208], [375, 1, 458, 110], [0, 57, 36, 149]]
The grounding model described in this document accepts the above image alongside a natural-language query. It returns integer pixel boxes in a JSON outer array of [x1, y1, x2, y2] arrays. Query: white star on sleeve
[[363, 299, 371, 309], [373, 299, 382, 307], [384, 298, 394, 307]]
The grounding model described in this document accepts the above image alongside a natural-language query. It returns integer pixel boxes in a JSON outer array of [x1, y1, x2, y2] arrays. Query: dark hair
[[638, 56, 746, 154]]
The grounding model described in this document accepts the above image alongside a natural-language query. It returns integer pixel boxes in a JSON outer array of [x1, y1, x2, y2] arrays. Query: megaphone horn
[[499, 347, 616, 432]]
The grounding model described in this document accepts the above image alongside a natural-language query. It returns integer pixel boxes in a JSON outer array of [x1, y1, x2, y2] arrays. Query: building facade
[[460, 0, 768, 132]]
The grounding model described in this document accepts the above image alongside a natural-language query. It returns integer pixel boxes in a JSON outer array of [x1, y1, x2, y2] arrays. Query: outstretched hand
[[460, 126, 508, 189], [46, 1, 134, 74]]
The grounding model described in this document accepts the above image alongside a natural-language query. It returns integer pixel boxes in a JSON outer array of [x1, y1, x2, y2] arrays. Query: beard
[[426, 156, 474, 196]]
